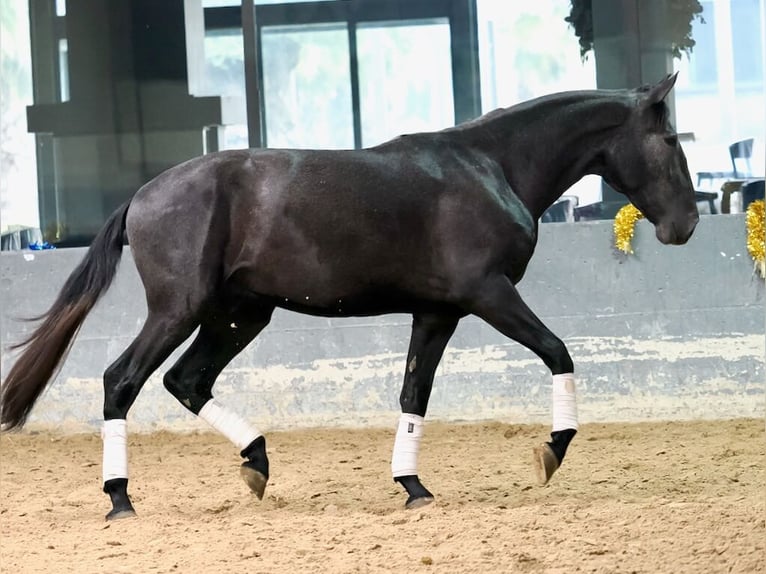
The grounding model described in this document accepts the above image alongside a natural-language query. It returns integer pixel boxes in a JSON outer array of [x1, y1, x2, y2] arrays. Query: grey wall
[[1, 215, 763, 433]]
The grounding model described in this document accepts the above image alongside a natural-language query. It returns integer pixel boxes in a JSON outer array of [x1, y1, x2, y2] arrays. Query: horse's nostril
[[671, 222, 681, 244], [674, 218, 697, 244]]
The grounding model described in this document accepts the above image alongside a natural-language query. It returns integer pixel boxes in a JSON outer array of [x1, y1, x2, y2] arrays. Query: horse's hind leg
[[102, 311, 199, 520], [393, 313, 459, 509], [466, 275, 578, 486], [163, 303, 274, 500]]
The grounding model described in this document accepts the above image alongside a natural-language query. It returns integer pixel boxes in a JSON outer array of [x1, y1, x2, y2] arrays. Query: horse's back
[[125, 140, 535, 313], [223, 146, 467, 306]]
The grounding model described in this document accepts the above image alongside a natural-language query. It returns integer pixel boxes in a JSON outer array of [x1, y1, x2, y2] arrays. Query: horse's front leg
[[393, 313, 459, 509], [468, 275, 579, 485]]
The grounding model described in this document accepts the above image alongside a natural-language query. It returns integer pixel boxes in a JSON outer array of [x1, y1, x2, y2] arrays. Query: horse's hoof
[[105, 508, 137, 521], [533, 443, 560, 485], [405, 495, 434, 510], [240, 465, 267, 500], [395, 475, 434, 510]]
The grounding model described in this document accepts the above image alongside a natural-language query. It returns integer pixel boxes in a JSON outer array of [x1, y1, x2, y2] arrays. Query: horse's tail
[[0, 200, 131, 431]]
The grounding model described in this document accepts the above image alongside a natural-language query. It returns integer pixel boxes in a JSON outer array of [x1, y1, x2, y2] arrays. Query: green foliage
[[565, 0, 705, 61], [564, 0, 593, 61], [666, 0, 706, 59]]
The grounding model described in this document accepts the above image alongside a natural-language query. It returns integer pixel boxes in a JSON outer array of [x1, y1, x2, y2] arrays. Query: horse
[[0, 74, 698, 520]]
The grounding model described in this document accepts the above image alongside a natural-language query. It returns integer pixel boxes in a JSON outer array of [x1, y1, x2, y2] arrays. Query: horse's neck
[[469, 94, 631, 219]]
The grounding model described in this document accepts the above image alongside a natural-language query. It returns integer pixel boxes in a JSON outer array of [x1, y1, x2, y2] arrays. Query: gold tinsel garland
[[613, 203, 645, 254], [613, 199, 765, 276], [746, 199, 765, 278]]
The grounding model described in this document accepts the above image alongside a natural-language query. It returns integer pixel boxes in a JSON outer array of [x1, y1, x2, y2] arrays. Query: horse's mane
[[446, 89, 637, 136]]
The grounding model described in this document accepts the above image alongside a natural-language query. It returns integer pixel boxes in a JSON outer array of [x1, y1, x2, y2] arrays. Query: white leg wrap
[[391, 413, 424, 478], [552, 373, 579, 432], [102, 419, 128, 483], [198, 399, 262, 451]]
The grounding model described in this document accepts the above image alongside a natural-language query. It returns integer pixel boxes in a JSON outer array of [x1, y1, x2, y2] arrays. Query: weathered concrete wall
[[1, 215, 763, 433]]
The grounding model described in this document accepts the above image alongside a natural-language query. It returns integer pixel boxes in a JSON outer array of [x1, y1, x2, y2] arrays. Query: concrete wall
[[1, 215, 763, 433]]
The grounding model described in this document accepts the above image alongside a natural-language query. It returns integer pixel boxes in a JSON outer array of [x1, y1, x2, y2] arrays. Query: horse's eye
[[664, 135, 679, 147]]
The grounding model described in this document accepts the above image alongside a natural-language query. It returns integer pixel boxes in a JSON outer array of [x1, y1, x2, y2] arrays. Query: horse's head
[[602, 73, 699, 245]]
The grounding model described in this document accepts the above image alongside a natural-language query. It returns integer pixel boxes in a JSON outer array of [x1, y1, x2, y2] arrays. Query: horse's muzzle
[[655, 214, 699, 245]]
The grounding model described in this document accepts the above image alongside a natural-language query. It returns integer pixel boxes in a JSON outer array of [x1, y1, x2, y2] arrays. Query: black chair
[[0, 227, 43, 251], [742, 179, 765, 210], [696, 138, 754, 187], [729, 138, 754, 178], [695, 190, 718, 214], [541, 195, 577, 223]]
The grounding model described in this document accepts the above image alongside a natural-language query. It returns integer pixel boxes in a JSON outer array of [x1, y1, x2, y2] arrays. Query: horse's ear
[[642, 73, 678, 105]]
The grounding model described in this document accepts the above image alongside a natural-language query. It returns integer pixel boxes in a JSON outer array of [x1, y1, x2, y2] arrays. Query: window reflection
[[262, 24, 354, 149], [477, 0, 599, 206], [357, 19, 454, 147], [200, 30, 248, 149]]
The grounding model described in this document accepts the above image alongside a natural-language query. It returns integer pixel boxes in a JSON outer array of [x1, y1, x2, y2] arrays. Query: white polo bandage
[[391, 413, 424, 478], [102, 419, 128, 483], [198, 399, 262, 451], [552, 373, 579, 432]]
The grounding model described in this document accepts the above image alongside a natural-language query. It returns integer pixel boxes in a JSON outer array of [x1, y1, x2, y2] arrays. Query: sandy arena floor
[[1, 418, 763, 573]]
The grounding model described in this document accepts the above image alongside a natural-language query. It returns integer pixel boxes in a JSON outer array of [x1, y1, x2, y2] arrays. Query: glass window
[[1, 0, 39, 232], [357, 19, 454, 147], [203, 32, 245, 98], [261, 24, 354, 149], [731, 0, 764, 86], [201, 30, 248, 149], [685, 1, 718, 88], [203, 0, 316, 6], [675, 0, 765, 192], [58, 39, 70, 102], [476, 0, 596, 110], [477, 0, 599, 206]]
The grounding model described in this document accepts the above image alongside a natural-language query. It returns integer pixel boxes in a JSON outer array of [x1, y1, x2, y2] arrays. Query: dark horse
[[0, 74, 697, 520]]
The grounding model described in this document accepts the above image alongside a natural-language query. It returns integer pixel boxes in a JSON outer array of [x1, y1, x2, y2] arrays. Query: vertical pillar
[[591, 0, 675, 213], [29, 0, 60, 240]]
